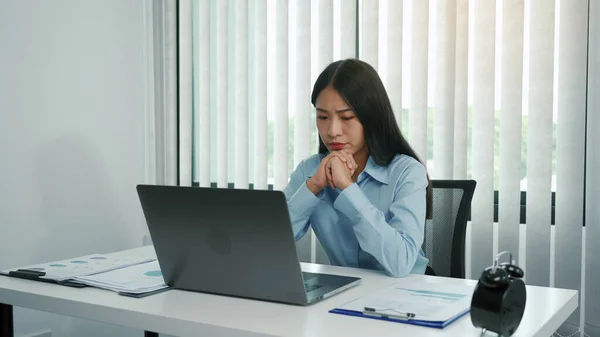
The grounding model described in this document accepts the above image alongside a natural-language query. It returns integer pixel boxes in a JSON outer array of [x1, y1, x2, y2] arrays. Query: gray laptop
[[136, 184, 361, 305]]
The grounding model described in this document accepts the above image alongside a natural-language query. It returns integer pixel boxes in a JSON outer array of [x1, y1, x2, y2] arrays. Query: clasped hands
[[307, 151, 357, 195]]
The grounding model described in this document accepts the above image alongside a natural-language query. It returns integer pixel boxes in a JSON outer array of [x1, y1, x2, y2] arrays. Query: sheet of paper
[[337, 281, 474, 322], [74, 260, 167, 294], [1, 245, 157, 282]]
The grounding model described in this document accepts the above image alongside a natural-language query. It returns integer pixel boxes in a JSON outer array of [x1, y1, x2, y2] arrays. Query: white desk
[[0, 262, 577, 337]]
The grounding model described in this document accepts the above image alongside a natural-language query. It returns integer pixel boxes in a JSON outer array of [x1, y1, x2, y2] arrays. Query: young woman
[[283, 59, 432, 278]]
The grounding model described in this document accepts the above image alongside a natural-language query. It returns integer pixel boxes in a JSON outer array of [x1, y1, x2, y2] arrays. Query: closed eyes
[[317, 116, 355, 121]]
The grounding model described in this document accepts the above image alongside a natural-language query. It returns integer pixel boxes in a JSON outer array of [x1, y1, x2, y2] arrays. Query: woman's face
[[315, 86, 367, 156]]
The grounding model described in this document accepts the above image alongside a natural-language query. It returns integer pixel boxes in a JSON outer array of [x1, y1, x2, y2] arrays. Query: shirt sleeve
[[332, 162, 428, 277], [282, 159, 324, 241]]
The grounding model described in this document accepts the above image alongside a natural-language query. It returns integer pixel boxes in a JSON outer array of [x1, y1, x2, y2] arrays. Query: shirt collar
[[361, 155, 388, 185]]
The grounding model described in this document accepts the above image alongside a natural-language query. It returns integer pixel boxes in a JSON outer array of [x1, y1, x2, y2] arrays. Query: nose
[[327, 117, 343, 138]]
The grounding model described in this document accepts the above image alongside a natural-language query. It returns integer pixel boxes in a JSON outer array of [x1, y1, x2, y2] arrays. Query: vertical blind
[[585, 0, 600, 328], [470, 0, 495, 279], [497, 0, 524, 283], [408, 0, 429, 162], [555, 0, 588, 325], [525, 0, 554, 289], [180, 0, 596, 332]]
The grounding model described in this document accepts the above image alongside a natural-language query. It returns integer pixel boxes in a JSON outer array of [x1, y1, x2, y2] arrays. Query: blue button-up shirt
[[283, 153, 429, 277]]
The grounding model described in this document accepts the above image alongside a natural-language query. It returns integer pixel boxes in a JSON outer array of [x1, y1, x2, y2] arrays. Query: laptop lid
[[136, 184, 310, 305]]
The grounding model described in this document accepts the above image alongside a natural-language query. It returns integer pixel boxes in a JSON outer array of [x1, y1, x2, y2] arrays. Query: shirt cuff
[[333, 183, 371, 221], [288, 181, 324, 217]]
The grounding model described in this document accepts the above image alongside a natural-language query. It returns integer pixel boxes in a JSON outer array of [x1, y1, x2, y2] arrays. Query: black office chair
[[422, 180, 476, 279]]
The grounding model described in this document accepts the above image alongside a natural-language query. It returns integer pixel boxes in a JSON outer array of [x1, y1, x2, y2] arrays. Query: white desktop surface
[[0, 262, 577, 337]]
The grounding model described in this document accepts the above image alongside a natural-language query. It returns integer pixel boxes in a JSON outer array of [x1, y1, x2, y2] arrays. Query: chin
[[330, 147, 354, 154]]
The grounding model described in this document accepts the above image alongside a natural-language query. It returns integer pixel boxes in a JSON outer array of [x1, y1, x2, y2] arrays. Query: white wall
[[0, 0, 151, 336]]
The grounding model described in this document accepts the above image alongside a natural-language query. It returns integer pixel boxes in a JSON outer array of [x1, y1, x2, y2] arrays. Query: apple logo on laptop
[[207, 228, 232, 255]]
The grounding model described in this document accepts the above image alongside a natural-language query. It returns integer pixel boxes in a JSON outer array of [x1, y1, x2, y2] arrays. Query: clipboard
[[6, 269, 87, 288], [329, 306, 469, 329], [329, 281, 474, 329]]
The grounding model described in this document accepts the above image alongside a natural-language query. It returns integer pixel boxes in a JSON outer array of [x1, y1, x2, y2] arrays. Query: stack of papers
[[330, 281, 474, 328], [74, 260, 168, 295], [1, 246, 168, 297], [0, 246, 158, 282]]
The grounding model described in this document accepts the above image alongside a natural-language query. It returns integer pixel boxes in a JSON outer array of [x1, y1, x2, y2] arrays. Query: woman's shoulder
[[385, 154, 428, 185], [299, 153, 325, 167], [295, 153, 325, 176], [387, 153, 426, 171]]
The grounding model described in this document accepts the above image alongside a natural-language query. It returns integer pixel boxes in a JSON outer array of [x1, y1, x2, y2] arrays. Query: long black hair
[[311, 59, 432, 219]]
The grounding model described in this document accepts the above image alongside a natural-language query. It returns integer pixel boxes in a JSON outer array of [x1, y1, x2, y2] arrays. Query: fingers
[[323, 156, 333, 189], [337, 151, 356, 174], [326, 152, 347, 166], [321, 151, 356, 190], [326, 157, 346, 190], [322, 154, 338, 188], [315, 156, 333, 189], [342, 151, 356, 174], [326, 163, 335, 189], [328, 156, 356, 190], [326, 151, 356, 174]]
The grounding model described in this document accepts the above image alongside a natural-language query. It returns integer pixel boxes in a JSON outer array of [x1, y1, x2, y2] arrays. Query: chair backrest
[[422, 180, 476, 279]]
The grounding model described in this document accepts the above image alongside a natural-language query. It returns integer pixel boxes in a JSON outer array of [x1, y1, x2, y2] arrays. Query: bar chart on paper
[[74, 260, 168, 294], [0, 246, 157, 281]]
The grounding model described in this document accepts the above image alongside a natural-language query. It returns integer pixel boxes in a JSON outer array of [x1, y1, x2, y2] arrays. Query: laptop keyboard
[[302, 272, 323, 292], [304, 283, 323, 292]]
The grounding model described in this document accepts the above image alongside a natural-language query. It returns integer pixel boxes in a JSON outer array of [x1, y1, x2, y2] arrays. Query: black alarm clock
[[470, 251, 527, 336]]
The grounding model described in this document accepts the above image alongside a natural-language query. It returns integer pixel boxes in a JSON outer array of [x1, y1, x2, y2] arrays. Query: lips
[[329, 142, 346, 150]]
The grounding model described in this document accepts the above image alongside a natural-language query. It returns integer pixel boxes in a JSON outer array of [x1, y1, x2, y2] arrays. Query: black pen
[[362, 306, 416, 320]]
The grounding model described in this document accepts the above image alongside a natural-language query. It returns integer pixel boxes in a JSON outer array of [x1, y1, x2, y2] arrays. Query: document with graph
[[73, 260, 167, 295], [0, 245, 157, 282], [330, 280, 474, 328]]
